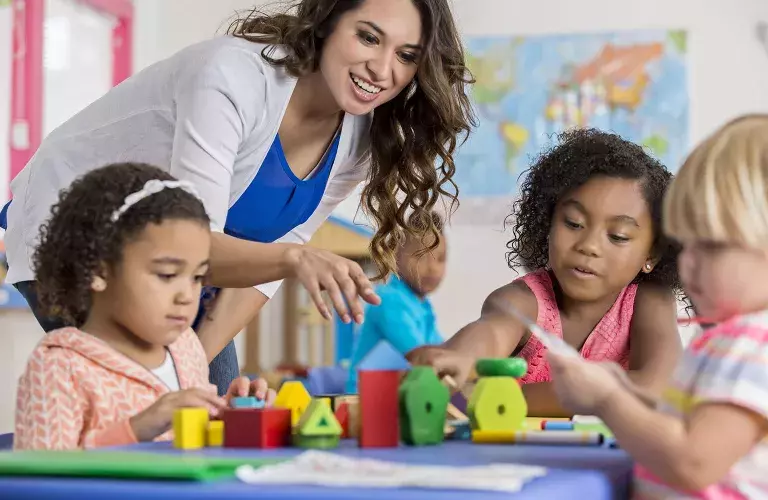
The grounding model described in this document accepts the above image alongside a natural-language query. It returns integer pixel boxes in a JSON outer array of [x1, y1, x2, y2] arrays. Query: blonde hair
[[664, 114, 768, 247]]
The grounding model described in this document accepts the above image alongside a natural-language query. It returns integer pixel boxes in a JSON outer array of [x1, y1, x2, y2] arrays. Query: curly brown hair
[[226, 0, 475, 278], [33, 163, 210, 327], [507, 128, 684, 298]]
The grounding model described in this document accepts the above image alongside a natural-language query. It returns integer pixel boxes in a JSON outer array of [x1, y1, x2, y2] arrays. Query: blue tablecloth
[[0, 440, 632, 499]]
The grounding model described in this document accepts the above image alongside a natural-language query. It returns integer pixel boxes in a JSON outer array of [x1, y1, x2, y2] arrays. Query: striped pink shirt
[[634, 311, 768, 498], [14, 327, 215, 450]]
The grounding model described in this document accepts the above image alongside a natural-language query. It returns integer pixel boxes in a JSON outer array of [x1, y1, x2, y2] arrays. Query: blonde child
[[409, 129, 684, 416], [14, 163, 275, 450], [549, 115, 768, 497]]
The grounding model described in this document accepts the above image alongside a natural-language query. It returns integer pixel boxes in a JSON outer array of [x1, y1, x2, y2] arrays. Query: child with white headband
[[14, 162, 275, 450]]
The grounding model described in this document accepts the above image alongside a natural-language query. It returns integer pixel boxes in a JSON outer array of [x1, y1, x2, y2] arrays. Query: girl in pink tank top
[[408, 129, 686, 416]]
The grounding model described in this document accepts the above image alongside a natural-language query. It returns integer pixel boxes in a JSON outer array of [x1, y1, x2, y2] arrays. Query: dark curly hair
[[33, 163, 210, 327], [506, 128, 684, 296], [227, 0, 476, 279]]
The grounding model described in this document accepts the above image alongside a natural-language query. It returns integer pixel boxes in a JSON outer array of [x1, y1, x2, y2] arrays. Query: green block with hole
[[398, 367, 450, 446], [295, 399, 342, 437], [467, 376, 527, 431]]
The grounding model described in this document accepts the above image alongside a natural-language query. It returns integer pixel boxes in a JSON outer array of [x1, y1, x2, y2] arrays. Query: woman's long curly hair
[[227, 0, 476, 279]]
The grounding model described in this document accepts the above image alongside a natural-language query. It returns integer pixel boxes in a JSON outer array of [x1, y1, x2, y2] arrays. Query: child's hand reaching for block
[[225, 376, 277, 406], [129, 389, 227, 442], [407, 346, 476, 388]]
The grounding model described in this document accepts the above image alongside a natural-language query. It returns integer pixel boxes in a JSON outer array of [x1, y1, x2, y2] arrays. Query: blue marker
[[231, 396, 265, 409], [542, 421, 575, 431]]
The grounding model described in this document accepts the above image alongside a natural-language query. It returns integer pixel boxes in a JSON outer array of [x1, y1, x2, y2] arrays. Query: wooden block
[[231, 396, 265, 409], [313, 394, 341, 411], [274, 381, 312, 426], [447, 403, 468, 421], [294, 399, 342, 449], [399, 367, 449, 446], [359, 370, 399, 447], [347, 399, 360, 439], [467, 376, 527, 432], [173, 408, 208, 450], [335, 402, 350, 438], [318, 397, 332, 409], [207, 420, 224, 447], [292, 434, 340, 449], [222, 408, 291, 448], [296, 399, 342, 437]]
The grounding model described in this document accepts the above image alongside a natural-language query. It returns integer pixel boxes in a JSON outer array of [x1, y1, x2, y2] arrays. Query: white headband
[[110, 179, 201, 222]]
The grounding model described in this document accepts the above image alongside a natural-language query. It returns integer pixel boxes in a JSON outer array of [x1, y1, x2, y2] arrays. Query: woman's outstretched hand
[[285, 246, 381, 324]]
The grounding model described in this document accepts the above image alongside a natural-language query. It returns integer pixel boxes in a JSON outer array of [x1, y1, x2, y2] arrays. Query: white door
[[43, 0, 115, 135]]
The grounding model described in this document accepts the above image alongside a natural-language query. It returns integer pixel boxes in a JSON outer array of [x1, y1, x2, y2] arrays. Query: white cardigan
[[4, 36, 372, 297]]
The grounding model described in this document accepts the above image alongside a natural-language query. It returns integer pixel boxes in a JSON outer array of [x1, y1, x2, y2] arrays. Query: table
[[0, 440, 633, 499]]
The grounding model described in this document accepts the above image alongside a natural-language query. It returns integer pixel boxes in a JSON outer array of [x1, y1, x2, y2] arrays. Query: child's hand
[[547, 353, 623, 415], [407, 346, 476, 388], [129, 388, 226, 442], [225, 376, 277, 406]]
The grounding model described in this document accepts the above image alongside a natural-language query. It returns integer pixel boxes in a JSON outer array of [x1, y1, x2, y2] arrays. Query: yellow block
[[173, 408, 209, 450], [207, 420, 224, 447], [274, 381, 312, 426]]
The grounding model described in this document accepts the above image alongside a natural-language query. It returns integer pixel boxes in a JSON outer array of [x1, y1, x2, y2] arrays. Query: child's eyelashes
[[609, 234, 630, 244], [156, 273, 176, 281], [564, 218, 583, 229], [563, 218, 631, 243]]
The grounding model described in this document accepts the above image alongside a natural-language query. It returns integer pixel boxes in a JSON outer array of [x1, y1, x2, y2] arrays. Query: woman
[[0, 0, 474, 394]]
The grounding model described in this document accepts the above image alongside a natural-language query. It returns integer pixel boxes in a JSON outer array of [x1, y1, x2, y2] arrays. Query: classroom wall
[[2, 2, 767, 425], [431, 0, 768, 342], [133, 0, 768, 361]]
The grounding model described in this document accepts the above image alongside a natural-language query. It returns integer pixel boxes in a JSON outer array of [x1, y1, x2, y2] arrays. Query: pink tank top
[[517, 268, 637, 383]]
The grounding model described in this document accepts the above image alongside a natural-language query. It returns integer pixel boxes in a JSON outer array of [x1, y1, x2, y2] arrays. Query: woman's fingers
[[320, 272, 350, 323]]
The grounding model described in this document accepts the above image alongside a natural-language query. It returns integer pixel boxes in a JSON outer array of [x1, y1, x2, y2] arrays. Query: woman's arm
[[195, 287, 269, 362]]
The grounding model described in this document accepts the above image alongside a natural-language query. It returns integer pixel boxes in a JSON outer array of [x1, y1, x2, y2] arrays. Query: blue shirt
[[193, 132, 339, 328], [345, 275, 443, 393]]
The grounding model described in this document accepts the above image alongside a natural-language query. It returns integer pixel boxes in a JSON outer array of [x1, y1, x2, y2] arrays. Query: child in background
[[345, 211, 446, 393], [549, 115, 768, 498], [409, 129, 684, 416], [14, 163, 275, 450]]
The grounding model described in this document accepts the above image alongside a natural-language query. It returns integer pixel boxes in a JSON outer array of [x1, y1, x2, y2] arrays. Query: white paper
[[236, 451, 547, 492]]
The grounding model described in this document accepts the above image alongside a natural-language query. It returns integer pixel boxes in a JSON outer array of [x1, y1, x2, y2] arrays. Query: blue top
[[345, 275, 443, 393], [197, 131, 339, 328], [1, 133, 341, 242], [224, 133, 340, 243]]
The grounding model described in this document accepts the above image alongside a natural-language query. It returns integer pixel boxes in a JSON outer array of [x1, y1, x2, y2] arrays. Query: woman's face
[[319, 0, 423, 116]]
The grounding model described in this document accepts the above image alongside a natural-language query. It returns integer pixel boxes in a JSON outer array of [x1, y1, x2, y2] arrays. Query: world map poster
[[454, 30, 688, 225]]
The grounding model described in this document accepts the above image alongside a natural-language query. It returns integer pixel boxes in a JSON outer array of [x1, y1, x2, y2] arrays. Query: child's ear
[[642, 257, 659, 274], [90, 263, 109, 292]]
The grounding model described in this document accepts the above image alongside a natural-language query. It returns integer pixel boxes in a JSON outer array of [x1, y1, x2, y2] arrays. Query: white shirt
[[4, 36, 372, 297], [151, 350, 180, 392]]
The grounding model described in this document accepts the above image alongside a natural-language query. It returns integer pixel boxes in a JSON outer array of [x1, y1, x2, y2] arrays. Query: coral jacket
[[14, 327, 214, 450]]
